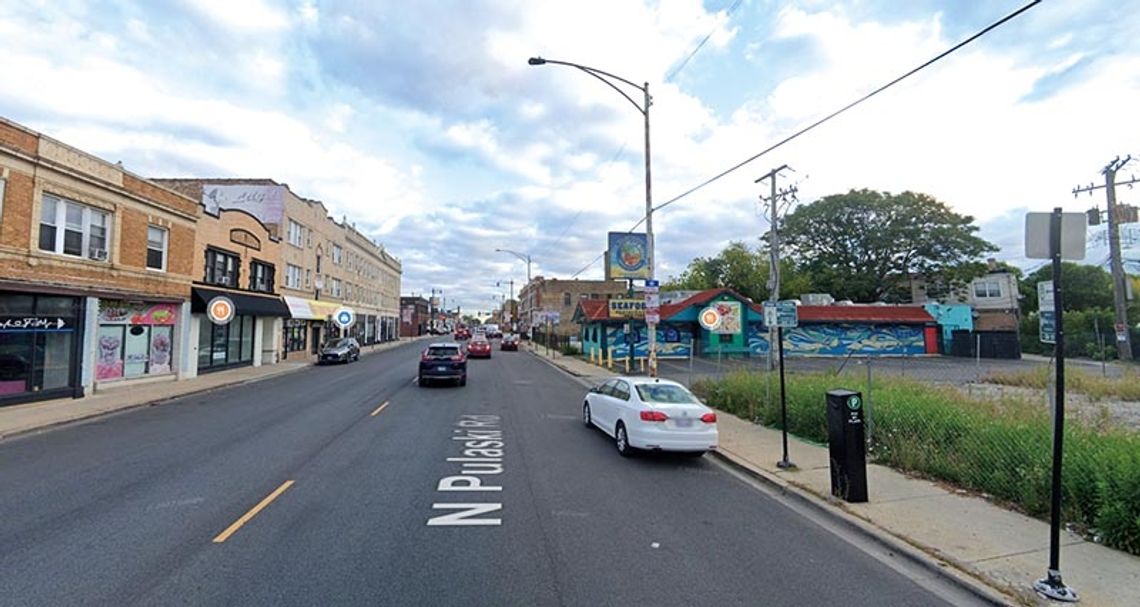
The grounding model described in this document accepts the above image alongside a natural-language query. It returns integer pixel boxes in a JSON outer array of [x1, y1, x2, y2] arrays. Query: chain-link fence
[[685, 352, 1140, 557]]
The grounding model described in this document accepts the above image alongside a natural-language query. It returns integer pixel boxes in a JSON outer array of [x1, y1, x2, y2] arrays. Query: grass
[[692, 370, 1140, 557], [983, 365, 1140, 402]]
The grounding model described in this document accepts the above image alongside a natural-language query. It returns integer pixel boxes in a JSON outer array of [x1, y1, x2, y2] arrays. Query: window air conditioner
[[89, 248, 109, 261]]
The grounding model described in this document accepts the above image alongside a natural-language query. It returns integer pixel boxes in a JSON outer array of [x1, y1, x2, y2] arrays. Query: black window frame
[[249, 260, 275, 293], [203, 247, 240, 288]]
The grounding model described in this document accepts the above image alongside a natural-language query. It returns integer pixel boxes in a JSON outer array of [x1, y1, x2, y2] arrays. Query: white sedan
[[583, 377, 719, 457]]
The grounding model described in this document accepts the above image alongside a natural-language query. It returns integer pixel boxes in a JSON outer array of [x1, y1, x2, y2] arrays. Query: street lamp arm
[[494, 248, 530, 264], [529, 57, 647, 115]]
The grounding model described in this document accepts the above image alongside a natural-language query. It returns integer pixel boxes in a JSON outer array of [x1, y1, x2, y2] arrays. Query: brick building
[[400, 296, 429, 337], [187, 206, 289, 376], [517, 277, 628, 337], [0, 118, 198, 405], [154, 178, 402, 362]]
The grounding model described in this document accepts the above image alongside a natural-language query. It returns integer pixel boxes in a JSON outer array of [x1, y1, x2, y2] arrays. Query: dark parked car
[[419, 342, 467, 387], [318, 337, 360, 364], [500, 334, 519, 351]]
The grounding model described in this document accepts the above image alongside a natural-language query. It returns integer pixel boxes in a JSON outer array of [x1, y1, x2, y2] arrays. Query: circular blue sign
[[333, 307, 355, 329]]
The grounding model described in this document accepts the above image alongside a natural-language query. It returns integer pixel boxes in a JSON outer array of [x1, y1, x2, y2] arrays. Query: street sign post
[[764, 301, 798, 469], [1026, 209, 1083, 603]]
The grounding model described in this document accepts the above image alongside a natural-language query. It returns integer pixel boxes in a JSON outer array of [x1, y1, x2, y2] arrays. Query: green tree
[[664, 241, 813, 301], [1019, 262, 1114, 314], [778, 189, 997, 302]]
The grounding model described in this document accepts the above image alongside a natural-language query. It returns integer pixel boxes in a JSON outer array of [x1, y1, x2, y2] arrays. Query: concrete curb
[[710, 450, 1018, 606], [525, 346, 1017, 605], [0, 339, 421, 443]]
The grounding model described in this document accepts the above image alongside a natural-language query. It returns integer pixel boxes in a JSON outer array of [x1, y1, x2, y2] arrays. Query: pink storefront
[[95, 300, 179, 382]]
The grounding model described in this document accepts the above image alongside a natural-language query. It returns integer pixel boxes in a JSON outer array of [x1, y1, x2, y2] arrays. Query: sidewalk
[[527, 344, 1140, 606], [0, 337, 425, 441]]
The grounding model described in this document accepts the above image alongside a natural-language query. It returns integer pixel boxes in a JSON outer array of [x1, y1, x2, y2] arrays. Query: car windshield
[[427, 346, 460, 357], [635, 384, 699, 404], [335, 339, 353, 348]]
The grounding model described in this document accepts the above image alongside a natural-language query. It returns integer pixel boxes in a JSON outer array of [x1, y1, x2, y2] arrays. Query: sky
[[2, 0, 1139, 314]]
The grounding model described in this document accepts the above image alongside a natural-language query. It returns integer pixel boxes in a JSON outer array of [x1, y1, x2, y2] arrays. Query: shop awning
[[309, 300, 341, 319], [283, 295, 316, 320], [191, 287, 290, 317]]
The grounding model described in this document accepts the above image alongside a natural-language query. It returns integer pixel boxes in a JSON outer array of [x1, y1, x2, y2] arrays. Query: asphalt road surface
[[0, 341, 977, 606]]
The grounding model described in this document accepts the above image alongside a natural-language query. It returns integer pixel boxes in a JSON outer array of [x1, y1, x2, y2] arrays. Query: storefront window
[[198, 314, 256, 371], [0, 293, 80, 404], [284, 319, 307, 352], [96, 300, 178, 381]]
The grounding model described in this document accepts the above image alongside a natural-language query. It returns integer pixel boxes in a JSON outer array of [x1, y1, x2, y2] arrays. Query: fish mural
[[747, 323, 925, 356], [605, 324, 693, 359]]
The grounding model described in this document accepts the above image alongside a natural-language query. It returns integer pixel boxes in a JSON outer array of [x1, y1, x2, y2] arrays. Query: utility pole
[[1073, 156, 1136, 361], [755, 165, 797, 370]]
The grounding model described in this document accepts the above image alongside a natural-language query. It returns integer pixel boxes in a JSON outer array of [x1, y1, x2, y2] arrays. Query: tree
[[664, 241, 814, 301], [778, 189, 998, 302], [1019, 262, 1113, 314]]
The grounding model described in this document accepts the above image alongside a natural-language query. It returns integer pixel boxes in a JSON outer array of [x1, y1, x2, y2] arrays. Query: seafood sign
[[606, 232, 650, 279], [747, 323, 925, 356]]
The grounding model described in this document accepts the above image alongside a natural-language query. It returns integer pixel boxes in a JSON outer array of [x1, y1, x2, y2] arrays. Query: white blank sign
[[1025, 212, 1087, 260]]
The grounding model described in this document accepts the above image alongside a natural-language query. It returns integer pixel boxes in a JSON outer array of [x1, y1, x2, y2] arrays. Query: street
[[0, 342, 967, 606]]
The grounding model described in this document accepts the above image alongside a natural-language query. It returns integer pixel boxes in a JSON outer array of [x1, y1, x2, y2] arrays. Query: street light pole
[[529, 56, 657, 376], [495, 248, 532, 283]]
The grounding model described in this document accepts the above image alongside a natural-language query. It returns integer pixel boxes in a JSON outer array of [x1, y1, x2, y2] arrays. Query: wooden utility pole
[[1073, 156, 1136, 360], [755, 165, 797, 370]]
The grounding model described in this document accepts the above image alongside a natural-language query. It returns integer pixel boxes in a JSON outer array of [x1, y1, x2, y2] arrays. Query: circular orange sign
[[699, 307, 722, 330], [207, 296, 235, 325]]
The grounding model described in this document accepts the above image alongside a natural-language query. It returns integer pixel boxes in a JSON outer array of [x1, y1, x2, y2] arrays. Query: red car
[[454, 327, 471, 340], [466, 337, 492, 358]]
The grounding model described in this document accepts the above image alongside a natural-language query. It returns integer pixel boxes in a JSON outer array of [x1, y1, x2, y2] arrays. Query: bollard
[[624, 357, 630, 374], [639, 358, 645, 373], [607, 348, 613, 369]]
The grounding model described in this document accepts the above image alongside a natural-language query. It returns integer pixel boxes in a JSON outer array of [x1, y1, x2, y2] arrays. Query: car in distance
[[582, 377, 718, 457], [500, 334, 519, 351], [483, 323, 502, 339], [454, 326, 471, 340], [466, 336, 492, 359], [318, 337, 360, 364], [419, 342, 467, 387]]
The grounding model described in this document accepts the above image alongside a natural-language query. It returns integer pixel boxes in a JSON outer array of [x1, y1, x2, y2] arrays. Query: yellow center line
[[212, 480, 294, 544], [370, 401, 390, 417]]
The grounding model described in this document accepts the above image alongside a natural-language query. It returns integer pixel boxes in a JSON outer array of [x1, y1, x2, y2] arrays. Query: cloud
[[1, 0, 1138, 312]]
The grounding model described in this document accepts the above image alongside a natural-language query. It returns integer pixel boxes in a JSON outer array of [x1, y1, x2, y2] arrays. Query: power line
[[646, 0, 1042, 221], [666, 0, 745, 83], [573, 0, 1040, 276]]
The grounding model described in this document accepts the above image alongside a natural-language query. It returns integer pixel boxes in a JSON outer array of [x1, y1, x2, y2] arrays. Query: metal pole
[[1033, 207, 1078, 602], [688, 337, 694, 387], [1105, 162, 1133, 360], [644, 82, 658, 379], [776, 325, 794, 468], [865, 358, 874, 444]]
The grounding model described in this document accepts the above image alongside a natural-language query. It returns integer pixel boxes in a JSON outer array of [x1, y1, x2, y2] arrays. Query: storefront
[[192, 287, 289, 373], [0, 291, 84, 406], [95, 300, 179, 382], [281, 295, 341, 359]]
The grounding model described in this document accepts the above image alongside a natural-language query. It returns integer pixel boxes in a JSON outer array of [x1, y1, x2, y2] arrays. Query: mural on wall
[[747, 323, 926, 356], [202, 184, 285, 225], [96, 301, 177, 380], [605, 324, 693, 358], [712, 300, 742, 334]]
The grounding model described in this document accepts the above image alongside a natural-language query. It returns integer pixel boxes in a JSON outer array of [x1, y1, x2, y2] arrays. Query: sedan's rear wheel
[[616, 422, 634, 457]]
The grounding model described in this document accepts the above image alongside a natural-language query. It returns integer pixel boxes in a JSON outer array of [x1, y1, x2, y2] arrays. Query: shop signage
[[1038, 281, 1055, 344], [207, 296, 236, 325], [0, 317, 67, 331], [609, 299, 646, 319], [99, 301, 177, 325], [698, 307, 721, 331], [606, 232, 650, 280], [333, 307, 356, 329]]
